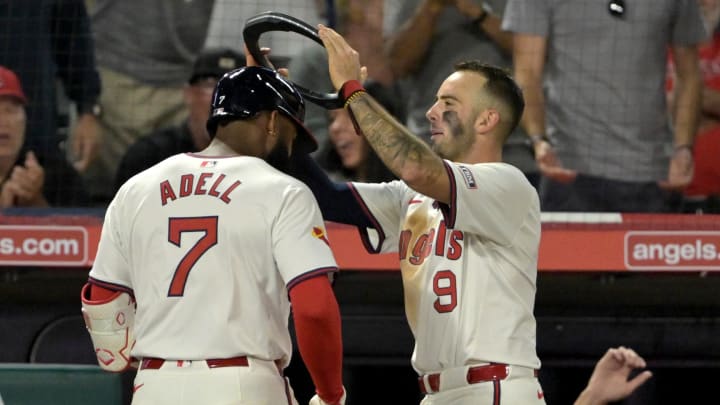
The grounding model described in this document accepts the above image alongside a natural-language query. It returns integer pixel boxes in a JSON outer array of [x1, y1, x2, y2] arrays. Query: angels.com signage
[[625, 231, 720, 271], [0, 225, 88, 266]]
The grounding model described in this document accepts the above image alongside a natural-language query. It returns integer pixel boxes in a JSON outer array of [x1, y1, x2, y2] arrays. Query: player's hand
[[71, 113, 100, 173], [659, 146, 693, 191], [242, 44, 289, 78], [317, 24, 367, 91], [309, 387, 346, 405], [534, 140, 577, 183], [575, 346, 653, 405]]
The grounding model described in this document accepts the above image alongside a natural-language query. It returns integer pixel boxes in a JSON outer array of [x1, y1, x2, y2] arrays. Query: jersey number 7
[[167, 216, 219, 297]]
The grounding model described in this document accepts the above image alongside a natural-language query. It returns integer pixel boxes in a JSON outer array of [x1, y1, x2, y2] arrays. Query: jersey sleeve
[[88, 187, 133, 292], [348, 180, 409, 254], [441, 161, 539, 246], [273, 183, 339, 289]]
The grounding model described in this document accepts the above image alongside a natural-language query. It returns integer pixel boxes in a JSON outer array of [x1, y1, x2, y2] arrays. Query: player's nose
[[426, 102, 440, 122]]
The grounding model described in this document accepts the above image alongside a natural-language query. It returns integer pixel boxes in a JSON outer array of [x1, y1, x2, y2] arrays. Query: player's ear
[[264, 111, 280, 150], [474, 108, 500, 134]]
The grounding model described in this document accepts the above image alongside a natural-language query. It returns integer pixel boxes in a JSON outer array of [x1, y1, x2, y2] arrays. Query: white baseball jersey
[[351, 161, 541, 373], [89, 153, 337, 368]]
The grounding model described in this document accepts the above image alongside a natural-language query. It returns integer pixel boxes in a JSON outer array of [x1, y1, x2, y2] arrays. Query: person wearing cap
[[0, 0, 101, 174], [0, 66, 90, 208], [113, 48, 244, 191]]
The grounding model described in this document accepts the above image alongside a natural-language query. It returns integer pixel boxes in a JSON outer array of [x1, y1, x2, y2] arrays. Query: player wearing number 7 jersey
[[290, 26, 545, 404], [80, 66, 346, 405]]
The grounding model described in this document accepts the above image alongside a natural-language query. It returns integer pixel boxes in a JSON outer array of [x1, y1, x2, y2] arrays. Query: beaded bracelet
[[343, 91, 366, 108]]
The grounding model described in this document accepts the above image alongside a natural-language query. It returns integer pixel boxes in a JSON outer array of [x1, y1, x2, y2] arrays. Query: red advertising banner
[[0, 225, 88, 266], [1, 212, 720, 271]]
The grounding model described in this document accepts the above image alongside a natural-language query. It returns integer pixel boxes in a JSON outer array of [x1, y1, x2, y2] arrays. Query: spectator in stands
[[504, 0, 706, 212], [386, 0, 538, 187], [113, 48, 244, 190], [668, 0, 720, 214], [204, 0, 324, 62], [0, 0, 101, 173], [84, 0, 215, 204], [289, 0, 397, 157], [319, 80, 401, 183], [0, 66, 89, 208]]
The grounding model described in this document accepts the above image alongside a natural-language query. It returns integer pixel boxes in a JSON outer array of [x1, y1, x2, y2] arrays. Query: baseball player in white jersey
[[285, 26, 546, 404], [81, 66, 346, 405]]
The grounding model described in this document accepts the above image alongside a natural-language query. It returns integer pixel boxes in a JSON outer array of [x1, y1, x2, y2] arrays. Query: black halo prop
[[243, 11, 344, 110]]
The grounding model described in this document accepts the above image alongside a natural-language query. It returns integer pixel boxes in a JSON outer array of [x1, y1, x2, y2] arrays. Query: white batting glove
[[309, 387, 346, 405]]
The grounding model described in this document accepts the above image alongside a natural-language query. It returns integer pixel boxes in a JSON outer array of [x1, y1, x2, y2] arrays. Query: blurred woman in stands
[[0, 66, 89, 208], [319, 81, 403, 182]]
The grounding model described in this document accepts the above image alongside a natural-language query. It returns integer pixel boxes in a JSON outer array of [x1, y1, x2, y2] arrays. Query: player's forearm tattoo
[[349, 95, 445, 183]]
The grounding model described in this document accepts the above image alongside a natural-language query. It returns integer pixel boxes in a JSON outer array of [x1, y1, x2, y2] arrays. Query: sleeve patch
[[312, 226, 330, 246], [458, 165, 477, 189]]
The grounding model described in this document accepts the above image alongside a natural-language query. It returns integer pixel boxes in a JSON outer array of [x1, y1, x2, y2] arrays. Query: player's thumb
[[360, 66, 368, 83], [626, 370, 653, 393]]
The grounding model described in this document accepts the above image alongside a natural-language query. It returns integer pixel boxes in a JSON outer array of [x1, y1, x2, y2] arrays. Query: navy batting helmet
[[206, 65, 318, 154]]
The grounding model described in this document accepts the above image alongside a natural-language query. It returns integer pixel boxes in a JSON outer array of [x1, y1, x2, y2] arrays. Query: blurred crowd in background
[[0, 0, 718, 214]]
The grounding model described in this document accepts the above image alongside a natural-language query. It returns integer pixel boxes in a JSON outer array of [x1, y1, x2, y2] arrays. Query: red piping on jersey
[[439, 161, 458, 229], [87, 277, 135, 299], [348, 182, 386, 254], [493, 379, 501, 405], [287, 267, 338, 292], [283, 377, 293, 405]]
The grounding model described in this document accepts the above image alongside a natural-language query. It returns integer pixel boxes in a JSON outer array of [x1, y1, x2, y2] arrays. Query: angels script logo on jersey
[[399, 220, 463, 265]]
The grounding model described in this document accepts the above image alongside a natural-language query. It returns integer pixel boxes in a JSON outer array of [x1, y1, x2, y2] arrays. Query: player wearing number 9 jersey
[[289, 25, 545, 404], [81, 66, 346, 405]]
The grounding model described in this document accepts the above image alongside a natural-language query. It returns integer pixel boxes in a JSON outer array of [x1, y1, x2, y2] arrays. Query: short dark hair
[[454, 61, 525, 138]]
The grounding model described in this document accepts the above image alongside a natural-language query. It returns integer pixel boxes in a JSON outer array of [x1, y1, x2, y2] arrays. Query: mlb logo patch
[[458, 165, 477, 189], [200, 160, 217, 168]]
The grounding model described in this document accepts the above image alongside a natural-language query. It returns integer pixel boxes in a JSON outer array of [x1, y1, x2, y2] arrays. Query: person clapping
[[0, 66, 89, 208]]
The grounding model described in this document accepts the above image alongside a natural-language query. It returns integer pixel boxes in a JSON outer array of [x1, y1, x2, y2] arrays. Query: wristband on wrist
[[529, 134, 550, 146], [340, 80, 366, 108]]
